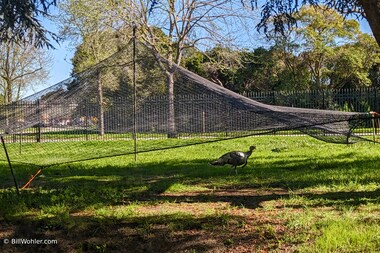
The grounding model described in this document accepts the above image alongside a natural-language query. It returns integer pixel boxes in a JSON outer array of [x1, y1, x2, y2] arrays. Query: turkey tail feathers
[[209, 160, 224, 166]]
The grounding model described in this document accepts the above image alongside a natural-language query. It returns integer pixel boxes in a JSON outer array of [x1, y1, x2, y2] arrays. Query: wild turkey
[[209, 145, 256, 175]]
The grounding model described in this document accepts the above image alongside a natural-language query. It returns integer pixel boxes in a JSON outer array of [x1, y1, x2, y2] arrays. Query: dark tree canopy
[[0, 0, 57, 48], [250, 0, 380, 47]]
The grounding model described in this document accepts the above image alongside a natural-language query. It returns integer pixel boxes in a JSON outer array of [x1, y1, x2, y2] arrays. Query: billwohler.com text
[[3, 238, 58, 245]]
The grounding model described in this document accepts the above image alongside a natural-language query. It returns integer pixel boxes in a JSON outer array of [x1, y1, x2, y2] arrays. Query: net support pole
[[373, 116, 376, 143], [36, 99, 41, 142], [372, 114, 376, 142], [1, 135, 20, 195], [132, 23, 137, 161], [370, 111, 378, 143]]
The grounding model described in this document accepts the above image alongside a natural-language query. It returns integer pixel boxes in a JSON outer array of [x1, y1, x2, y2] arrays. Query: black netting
[[0, 42, 374, 167]]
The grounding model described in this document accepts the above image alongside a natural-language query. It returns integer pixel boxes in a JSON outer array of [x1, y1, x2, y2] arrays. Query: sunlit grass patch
[[94, 204, 138, 219], [304, 182, 380, 193], [283, 204, 380, 252], [165, 183, 209, 193], [306, 218, 380, 252], [41, 202, 70, 216], [51, 175, 123, 183]]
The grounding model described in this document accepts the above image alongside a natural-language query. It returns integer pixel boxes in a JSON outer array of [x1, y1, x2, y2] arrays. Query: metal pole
[[133, 23, 137, 161], [36, 99, 41, 142], [1, 135, 20, 195], [372, 117, 376, 143], [19, 132, 22, 154], [85, 100, 89, 141], [202, 111, 206, 133], [371, 113, 377, 143], [370, 111, 378, 143]]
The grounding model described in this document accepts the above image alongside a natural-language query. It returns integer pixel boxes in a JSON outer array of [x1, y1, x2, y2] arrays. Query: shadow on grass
[[1, 152, 380, 252], [1, 210, 285, 253], [0, 154, 379, 211]]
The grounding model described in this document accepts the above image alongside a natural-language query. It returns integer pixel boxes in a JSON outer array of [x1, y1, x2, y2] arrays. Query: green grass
[[0, 136, 379, 252], [312, 218, 380, 252]]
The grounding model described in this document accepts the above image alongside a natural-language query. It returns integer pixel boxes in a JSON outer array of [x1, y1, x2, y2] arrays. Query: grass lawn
[[0, 136, 379, 252]]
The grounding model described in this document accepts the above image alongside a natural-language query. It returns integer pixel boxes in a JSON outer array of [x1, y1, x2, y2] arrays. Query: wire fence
[[244, 87, 379, 112], [1, 87, 379, 144]]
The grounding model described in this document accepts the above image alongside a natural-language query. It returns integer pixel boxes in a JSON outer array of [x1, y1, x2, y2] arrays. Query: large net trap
[[0, 40, 375, 173]]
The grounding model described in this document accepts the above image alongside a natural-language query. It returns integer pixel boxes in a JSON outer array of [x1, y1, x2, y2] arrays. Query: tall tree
[[58, 0, 122, 70], [0, 0, 58, 48], [0, 42, 51, 104], [113, 0, 254, 137], [268, 32, 310, 91], [358, 1, 380, 46], [58, 0, 124, 135], [295, 6, 361, 89], [249, 0, 380, 47], [328, 33, 380, 89]]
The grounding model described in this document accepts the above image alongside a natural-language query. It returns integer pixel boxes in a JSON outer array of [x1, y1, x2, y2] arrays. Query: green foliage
[[296, 6, 363, 89], [235, 48, 280, 91], [184, 46, 284, 92], [0, 0, 58, 48], [183, 50, 206, 76], [59, 0, 129, 74], [182, 5, 379, 92]]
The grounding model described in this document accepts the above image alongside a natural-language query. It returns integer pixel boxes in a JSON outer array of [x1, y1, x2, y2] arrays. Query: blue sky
[[32, 12, 374, 98]]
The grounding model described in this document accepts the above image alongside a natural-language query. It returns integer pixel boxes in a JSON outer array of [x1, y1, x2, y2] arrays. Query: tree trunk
[[97, 71, 105, 136], [6, 80, 12, 105], [359, 0, 380, 47], [166, 68, 177, 138], [166, 6, 177, 138]]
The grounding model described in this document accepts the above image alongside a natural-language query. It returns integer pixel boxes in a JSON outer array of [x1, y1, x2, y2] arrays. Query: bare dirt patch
[[0, 188, 302, 252]]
